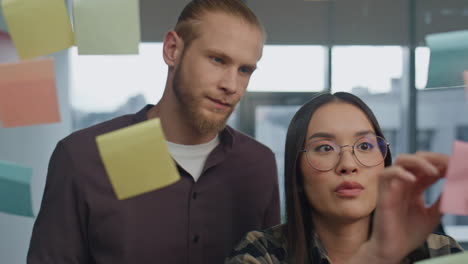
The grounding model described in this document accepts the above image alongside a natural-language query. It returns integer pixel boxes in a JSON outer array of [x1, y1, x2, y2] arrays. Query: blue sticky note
[[0, 160, 34, 217], [426, 30, 468, 89]]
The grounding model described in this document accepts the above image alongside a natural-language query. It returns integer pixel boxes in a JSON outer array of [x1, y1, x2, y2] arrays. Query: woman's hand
[[352, 152, 448, 264]]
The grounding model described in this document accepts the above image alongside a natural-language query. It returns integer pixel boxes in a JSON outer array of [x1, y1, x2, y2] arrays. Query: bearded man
[[27, 1, 280, 264]]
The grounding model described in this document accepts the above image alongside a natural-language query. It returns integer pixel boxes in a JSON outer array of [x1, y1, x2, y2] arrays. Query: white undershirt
[[166, 135, 220, 182]]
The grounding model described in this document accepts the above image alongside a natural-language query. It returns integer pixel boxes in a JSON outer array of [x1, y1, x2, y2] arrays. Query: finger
[[380, 163, 438, 202], [379, 166, 414, 208], [414, 151, 450, 178], [410, 152, 449, 196], [393, 154, 440, 179], [412, 176, 440, 199], [380, 165, 417, 183]]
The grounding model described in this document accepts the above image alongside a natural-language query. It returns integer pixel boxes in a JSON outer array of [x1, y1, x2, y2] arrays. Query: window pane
[[416, 47, 430, 89], [249, 45, 326, 92], [71, 43, 165, 113], [331, 46, 406, 156], [331, 46, 403, 94], [255, 105, 301, 221], [70, 43, 166, 130], [70, 44, 326, 131]]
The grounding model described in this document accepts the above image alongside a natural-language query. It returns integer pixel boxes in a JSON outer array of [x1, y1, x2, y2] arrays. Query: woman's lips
[[335, 181, 364, 197]]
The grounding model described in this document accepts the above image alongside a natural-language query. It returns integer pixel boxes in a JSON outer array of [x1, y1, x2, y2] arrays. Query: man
[[27, 0, 280, 264]]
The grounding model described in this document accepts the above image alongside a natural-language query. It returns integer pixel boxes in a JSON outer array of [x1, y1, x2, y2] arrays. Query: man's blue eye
[[212, 57, 223, 63]]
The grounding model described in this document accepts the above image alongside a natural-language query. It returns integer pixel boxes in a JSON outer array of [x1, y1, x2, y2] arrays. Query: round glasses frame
[[299, 135, 390, 172]]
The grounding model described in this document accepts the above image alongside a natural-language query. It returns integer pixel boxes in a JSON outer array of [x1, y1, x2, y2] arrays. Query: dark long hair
[[284, 92, 392, 263]]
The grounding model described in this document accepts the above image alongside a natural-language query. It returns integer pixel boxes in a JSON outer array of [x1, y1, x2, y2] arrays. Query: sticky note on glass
[[0, 160, 34, 217], [415, 251, 468, 264], [73, 0, 140, 55], [96, 119, 180, 200], [440, 141, 468, 215], [1, 0, 74, 60], [0, 58, 60, 128], [0, 5, 8, 33], [425, 30, 468, 89]]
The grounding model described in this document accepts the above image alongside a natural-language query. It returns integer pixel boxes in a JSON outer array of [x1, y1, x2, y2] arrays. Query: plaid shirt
[[226, 224, 464, 264]]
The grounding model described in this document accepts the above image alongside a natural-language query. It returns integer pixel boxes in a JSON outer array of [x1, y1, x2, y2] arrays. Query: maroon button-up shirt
[[27, 105, 280, 264]]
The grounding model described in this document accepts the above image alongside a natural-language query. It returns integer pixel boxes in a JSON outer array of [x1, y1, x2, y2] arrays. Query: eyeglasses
[[299, 135, 389, 171]]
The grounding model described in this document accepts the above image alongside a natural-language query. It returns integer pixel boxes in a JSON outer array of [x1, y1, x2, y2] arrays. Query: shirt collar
[[309, 232, 332, 264], [133, 104, 153, 123]]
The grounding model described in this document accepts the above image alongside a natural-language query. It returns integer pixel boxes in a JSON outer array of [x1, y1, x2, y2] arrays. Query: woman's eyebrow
[[307, 132, 335, 141], [354, 130, 376, 137], [307, 130, 375, 142]]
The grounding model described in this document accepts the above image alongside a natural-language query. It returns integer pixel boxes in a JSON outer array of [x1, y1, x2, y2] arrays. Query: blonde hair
[[174, 0, 265, 47]]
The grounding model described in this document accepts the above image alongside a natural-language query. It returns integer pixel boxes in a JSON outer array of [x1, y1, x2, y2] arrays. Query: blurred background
[[1, 0, 468, 262]]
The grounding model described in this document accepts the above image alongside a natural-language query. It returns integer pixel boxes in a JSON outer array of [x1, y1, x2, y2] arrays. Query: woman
[[226, 92, 463, 264]]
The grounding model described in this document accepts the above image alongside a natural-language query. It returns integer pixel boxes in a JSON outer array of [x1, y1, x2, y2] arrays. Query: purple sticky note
[[441, 141, 468, 215]]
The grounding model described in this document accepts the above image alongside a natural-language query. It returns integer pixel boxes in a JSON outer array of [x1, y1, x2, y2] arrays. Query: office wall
[[0, 34, 72, 263], [140, 0, 468, 45]]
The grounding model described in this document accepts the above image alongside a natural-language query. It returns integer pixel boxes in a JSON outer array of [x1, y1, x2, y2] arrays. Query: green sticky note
[[0, 160, 34, 217], [415, 251, 468, 264], [96, 119, 180, 200], [73, 0, 141, 55], [426, 30, 468, 89], [1, 0, 74, 60]]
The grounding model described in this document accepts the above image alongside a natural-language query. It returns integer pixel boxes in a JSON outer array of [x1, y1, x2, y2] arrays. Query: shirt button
[[192, 192, 197, 200], [192, 235, 199, 243]]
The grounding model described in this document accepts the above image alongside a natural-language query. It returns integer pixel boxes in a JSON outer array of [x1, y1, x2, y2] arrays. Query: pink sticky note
[[440, 141, 468, 215], [0, 58, 60, 128], [464, 71, 468, 102]]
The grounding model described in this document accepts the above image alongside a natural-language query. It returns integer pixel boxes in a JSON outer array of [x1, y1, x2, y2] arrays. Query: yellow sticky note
[[415, 251, 468, 264], [73, 0, 140, 54], [1, 0, 74, 60], [96, 119, 180, 200]]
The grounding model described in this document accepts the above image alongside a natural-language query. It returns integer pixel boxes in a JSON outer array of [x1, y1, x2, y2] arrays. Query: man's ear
[[163, 31, 184, 68]]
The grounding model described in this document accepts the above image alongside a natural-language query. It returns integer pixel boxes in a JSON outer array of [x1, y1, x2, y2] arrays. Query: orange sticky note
[[440, 141, 468, 215], [0, 58, 60, 128], [464, 71, 468, 102]]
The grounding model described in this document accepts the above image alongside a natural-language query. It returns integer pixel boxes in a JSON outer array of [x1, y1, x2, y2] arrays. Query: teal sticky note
[[0, 160, 34, 217], [0, 5, 8, 33], [72, 0, 141, 55], [415, 251, 468, 264], [426, 30, 468, 89]]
